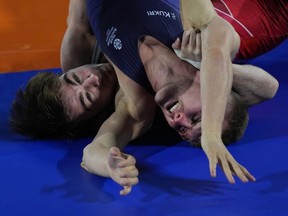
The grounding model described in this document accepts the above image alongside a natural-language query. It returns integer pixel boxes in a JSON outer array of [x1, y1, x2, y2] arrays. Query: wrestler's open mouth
[[167, 101, 179, 113]]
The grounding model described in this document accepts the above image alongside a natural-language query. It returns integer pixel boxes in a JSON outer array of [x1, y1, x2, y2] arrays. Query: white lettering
[[106, 27, 118, 47], [146, 10, 176, 20]]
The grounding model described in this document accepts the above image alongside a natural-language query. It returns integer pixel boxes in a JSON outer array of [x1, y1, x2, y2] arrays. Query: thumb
[[120, 186, 132, 196], [108, 147, 125, 169], [110, 147, 122, 158], [172, 37, 181, 50]]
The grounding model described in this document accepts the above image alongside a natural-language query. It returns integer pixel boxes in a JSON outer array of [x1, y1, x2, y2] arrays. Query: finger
[[110, 146, 121, 157], [195, 31, 202, 56], [208, 155, 217, 177], [108, 148, 126, 169], [239, 164, 256, 182], [230, 162, 249, 183], [120, 186, 132, 196], [189, 29, 197, 49], [221, 159, 235, 184], [195, 31, 201, 47], [119, 176, 139, 188], [172, 37, 181, 50], [123, 176, 139, 186], [181, 29, 191, 48], [120, 166, 139, 178], [120, 178, 138, 195], [118, 155, 136, 167]]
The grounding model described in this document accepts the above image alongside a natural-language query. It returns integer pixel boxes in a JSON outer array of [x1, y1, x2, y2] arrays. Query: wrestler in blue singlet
[[87, 0, 183, 93], [87, 0, 288, 92]]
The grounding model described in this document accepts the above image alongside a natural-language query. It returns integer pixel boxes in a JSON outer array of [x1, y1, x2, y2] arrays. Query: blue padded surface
[[0, 40, 287, 216]]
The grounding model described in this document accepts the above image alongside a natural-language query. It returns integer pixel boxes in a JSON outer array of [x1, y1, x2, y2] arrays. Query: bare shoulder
[[110, 62, 156, 122]]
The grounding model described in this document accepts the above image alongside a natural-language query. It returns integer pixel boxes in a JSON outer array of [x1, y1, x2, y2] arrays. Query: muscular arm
[[178, 4, 254, 183], [199, 16, 239, 143], [82, 91, 152, 176], [173, 28, 278, 107], [232, 64, 279, 106], [60, 0, 96, 71], [82, 63, 156, 194], [180, 0, 240, 140]]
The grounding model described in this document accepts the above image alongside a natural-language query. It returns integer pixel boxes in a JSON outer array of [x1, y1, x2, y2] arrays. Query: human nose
[[83, 74, 99, 87], [170, 111, 191, 128], [172, 112, 184, 123]]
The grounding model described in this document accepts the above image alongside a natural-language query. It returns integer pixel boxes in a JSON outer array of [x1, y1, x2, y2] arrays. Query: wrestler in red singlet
[[212, 0, 288, 59]]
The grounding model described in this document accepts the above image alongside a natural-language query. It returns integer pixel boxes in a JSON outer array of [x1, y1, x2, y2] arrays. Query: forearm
[[81, 93, 155, 177], [200, 17, 236, 138], [201, 49, 233, 138], [60, 0, 95, 71], [82, 118, 152, 177], [81, 114, 135, 177], [232, 64, 279, 106]]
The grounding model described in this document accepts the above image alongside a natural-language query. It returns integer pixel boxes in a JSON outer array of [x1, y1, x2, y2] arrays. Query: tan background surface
[[0, 0, 69, 73]]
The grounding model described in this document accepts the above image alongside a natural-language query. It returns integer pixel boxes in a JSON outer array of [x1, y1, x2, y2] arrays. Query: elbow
[[81, 144, 93, 173], [266, 77, 279, 99]]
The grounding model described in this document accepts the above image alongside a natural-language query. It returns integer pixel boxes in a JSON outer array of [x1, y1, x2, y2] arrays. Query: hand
[[201, 137, 256, 184], [172, 28, 202, 62], [107, 147, 139, 195]]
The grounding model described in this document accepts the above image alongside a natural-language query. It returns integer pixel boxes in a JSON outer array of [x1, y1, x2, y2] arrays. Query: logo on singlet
[[146, 10, 176, 20], [113, 38, 122, 50], [106, 27, 122, 50]]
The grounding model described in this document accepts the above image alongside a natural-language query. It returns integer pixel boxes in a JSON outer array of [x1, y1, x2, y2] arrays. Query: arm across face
[[82, 63, 157, 195], [173, 13, 257, 183], [173, 28, 279, 107], [60, 0, 97, 72]]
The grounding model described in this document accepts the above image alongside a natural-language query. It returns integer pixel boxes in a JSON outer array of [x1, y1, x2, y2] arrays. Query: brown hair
[[221, 91, 249, 145], [191, 91, 249, 147], [10, 72, 111, 139]]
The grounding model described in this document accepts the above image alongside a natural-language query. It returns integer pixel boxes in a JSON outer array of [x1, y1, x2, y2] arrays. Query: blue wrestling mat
[[0, 40, 287, 216]]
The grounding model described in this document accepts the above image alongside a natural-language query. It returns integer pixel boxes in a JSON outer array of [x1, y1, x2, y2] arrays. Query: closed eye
[[72, 73, 81, 83], [86, 92, 93, 103], [191, 115, 201, 124], [79, 92, 91, 111]]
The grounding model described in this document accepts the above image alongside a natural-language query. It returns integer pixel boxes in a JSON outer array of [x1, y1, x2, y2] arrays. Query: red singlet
[[212, 0, 288, 59]]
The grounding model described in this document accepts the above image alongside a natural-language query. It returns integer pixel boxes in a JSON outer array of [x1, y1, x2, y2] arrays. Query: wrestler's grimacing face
[[58, 63, 118, 121], [155, 72, 233, 145], [139, 35, 232, 144], [138, 36, 203, 143], [155, 78, 203, 143]]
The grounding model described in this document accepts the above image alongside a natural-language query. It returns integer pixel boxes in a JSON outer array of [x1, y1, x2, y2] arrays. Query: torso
[[87, 0, 288, 91], [87, 0, 183, 93]]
